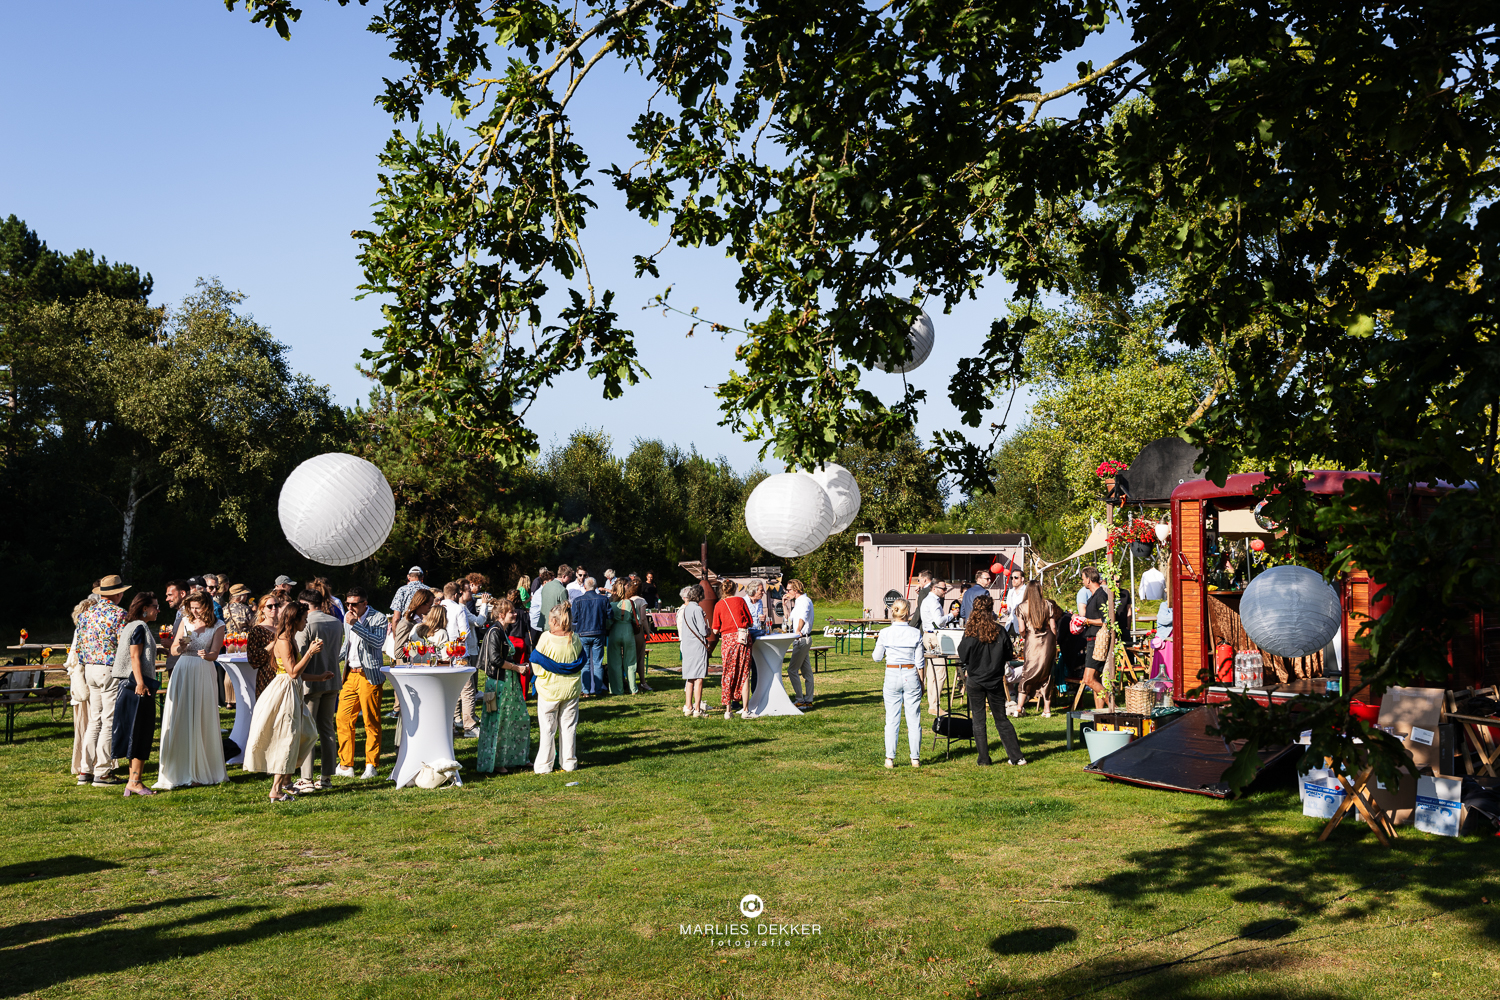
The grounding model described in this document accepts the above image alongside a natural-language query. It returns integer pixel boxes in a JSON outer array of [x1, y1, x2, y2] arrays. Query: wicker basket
[[1124, 683, 1153, 715]]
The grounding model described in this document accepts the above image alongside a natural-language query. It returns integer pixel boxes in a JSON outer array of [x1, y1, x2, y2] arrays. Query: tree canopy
[[225, 0, 1500, 786]]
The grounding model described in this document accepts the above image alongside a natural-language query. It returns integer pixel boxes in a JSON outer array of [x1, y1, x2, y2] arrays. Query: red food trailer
[[1169, 471, 1496, 704]]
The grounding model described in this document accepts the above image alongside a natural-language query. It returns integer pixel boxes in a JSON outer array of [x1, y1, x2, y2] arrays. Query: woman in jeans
[[958, 595, 1026, 766], [873, 598, 924, 768]]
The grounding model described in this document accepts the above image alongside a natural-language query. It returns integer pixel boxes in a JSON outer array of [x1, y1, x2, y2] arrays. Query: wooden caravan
[[1170, 471, 1498, 704]]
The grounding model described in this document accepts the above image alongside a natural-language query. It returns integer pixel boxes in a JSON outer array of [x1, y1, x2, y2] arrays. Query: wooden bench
[[810, 645, 832, 672], [2, 680, 68, 743]]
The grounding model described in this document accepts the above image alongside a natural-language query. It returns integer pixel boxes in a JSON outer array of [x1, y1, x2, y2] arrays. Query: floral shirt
[[75, 600, 127, 665]]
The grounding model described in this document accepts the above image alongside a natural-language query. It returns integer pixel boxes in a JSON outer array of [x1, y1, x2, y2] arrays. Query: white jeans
[[786, 636, 813, 700], [82, 663, 123, 779], [534, 696, 579, 773], [883, 667, 922, 761]]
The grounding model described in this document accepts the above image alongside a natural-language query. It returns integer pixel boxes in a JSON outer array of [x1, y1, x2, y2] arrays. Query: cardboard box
[[1370, 765, 1417, 826], [1377, 686, 1445, 772], [1303, 777, 1346, 819], [1414, 775, 1463, 837]]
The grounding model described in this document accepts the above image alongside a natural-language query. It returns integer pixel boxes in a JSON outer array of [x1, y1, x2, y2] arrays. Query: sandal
[[269, 792, 294, 803]]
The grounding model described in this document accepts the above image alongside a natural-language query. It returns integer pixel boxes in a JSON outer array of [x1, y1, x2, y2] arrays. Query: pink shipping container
[[854, 533, 1030, 620]]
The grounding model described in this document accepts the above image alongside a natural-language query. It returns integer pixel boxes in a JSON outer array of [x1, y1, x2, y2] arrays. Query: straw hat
[[92, 574, 131, 596], [228, 583, 252, 598]]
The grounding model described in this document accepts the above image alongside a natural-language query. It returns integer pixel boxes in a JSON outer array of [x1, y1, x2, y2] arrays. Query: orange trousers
[[336, 670, 384, 769]]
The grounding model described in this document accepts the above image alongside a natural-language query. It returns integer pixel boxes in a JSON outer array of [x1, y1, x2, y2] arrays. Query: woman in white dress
[[243, 602, 331, 803], [154, 593, 228, 790]]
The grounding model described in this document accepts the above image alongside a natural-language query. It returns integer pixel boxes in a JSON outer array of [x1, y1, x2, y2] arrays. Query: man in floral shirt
[[77, 574, 130, 786]]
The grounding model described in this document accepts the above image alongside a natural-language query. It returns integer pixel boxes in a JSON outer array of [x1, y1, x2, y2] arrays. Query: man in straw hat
[[75, 574, 131, 786]]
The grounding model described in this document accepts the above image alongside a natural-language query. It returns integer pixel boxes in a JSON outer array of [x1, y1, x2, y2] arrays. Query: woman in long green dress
[[476, 599, 531, 773], [606, 579, 640, 695]]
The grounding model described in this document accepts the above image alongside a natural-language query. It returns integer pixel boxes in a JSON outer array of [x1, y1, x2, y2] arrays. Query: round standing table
[[220, 653, 258, 766], [381, 665, 472, 788], [744, 634, 802, 717]]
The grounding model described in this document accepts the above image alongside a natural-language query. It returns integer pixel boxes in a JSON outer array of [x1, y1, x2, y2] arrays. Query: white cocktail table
[[382, 665, 471, 788], [220, 653, 256, 766], [745, 633, 802, 717]]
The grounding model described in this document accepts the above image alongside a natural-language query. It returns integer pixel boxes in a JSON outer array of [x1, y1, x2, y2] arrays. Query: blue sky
[[1, 2, 1130, 476]]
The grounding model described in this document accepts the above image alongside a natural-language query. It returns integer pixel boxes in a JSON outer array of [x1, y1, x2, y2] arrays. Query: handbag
[[932, 714, 973, 738]]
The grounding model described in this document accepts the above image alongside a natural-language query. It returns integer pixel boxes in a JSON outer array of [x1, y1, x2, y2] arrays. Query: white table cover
[[745, 633, 802, 717], [381, 665, 471, 788], [220, 654, 256, 766]]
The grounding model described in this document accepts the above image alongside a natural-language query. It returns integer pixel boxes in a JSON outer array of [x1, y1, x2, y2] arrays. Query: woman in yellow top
[[529, 603, 586, 773], [243, 602, 334, 802]]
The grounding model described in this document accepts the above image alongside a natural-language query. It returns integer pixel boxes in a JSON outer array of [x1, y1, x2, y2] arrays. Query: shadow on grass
[[990, 925, 1078, 954], [0, 855, 123, 885], [0, 897, 359, 997], [973, 790, 1499, 999]]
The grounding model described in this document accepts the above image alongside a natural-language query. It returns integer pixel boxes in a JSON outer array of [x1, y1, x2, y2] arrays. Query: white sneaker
[[910, 758, 921, 768], [682, 705, 692, 716], [335, 765, 356, 778], [724, 708, 733, 720], [359, 765, 378, 779], [884, 758, 895, 769]]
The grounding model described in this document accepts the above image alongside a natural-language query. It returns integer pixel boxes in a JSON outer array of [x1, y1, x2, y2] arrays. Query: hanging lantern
[[806, 462, 862, 533], [745, 473, 835, 558], [1154, 521, 1171, 544], [278, 453, 396, 566], [1250, 538, 1266, 552], [1239, 565, 1342, 658], [871, 310, 935, 373]]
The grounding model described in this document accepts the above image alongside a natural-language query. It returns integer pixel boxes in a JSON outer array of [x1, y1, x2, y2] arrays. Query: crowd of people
[[60, 558, 1079, 797]]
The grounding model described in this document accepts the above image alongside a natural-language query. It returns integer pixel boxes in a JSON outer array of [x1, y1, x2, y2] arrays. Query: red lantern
[[989, 561, 1005, 575], [1249, 538, 1265, 552]]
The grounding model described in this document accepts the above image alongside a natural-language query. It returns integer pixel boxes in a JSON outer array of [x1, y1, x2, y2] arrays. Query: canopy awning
[[1040, 523, 1108, 571]]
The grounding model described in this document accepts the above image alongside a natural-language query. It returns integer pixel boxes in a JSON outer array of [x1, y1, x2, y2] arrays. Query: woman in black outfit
[[957, 595, 1027, 766]]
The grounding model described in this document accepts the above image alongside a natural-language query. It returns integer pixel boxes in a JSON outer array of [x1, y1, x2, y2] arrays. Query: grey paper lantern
[[871, 310, 935, 373], [278, 453, 396, 566], [806, 462, 862, 533], [745, 472, 835, 558], [1239, 565, 1342, 658]]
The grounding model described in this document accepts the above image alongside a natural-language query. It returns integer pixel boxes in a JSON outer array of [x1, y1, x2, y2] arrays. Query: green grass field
[[1, 602, 1495, 998]]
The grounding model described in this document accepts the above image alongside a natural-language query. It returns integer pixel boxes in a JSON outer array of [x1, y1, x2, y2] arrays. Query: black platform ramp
[[1082, 705, 1298, 798]]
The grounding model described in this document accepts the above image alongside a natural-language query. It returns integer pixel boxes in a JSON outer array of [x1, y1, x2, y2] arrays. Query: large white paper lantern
[[871, 310, 935, 373], [807, 463, 862, 533], [1154, 521, 1171, 544], [278, 453, 396, 566], [745, 473, 835, 558], [1240, 565, 1342, 658]]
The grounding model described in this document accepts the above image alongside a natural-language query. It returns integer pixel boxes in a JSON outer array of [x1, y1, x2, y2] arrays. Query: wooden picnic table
[[6, 643, 65, 665], [826, 619, 882, 655]]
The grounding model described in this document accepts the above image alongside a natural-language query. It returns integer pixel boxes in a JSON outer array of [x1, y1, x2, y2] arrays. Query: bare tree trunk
[[121, 463, 140, 576]]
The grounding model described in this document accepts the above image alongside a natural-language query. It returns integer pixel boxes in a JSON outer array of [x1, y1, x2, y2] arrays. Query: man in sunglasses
[[335, 586, 389, 780]]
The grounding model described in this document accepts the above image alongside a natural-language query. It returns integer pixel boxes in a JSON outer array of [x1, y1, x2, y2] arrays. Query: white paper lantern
[[1154, 521, 1171, 544], [871, 310, 935, 373], [1240, 565, 1342, 659], [278, 453, 396, 566], [806, 463, 862, 533], [745, 473, 835, 558]]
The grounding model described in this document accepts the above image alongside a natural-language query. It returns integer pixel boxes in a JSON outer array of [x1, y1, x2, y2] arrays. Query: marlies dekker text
[[680, 924, 822, 947]]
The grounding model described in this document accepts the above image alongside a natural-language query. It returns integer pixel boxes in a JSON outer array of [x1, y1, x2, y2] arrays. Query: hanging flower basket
[[1107, 517, 1159, 556], [1095, 460, 1128, 479]]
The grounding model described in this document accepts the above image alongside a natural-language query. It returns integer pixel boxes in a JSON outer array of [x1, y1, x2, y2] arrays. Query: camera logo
[[739, 894, 764, 918]]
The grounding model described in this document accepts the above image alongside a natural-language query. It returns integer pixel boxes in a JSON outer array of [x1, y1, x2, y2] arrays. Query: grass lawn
[[1, 600, 1494, 998]]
